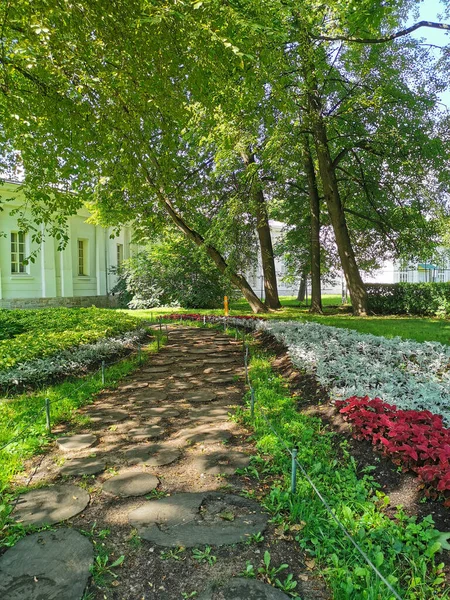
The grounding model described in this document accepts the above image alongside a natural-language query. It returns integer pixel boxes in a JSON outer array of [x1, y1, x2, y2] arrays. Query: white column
[[96, 226, 107, 296], [60, 225, 74, 297], [41, 227, 57, 298]]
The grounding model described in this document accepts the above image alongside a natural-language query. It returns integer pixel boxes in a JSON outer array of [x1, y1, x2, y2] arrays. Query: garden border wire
[[242, 341, 403, 600]]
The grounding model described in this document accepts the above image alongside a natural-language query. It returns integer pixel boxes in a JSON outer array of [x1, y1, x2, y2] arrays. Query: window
[[116, 243, 124, 268], [78, 239, 88, 276], [11, 231, 26, 274]]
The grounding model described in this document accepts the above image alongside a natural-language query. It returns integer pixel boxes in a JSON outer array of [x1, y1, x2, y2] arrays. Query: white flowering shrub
[[253, 320, 450, 423], [0, 328, 148, 392]]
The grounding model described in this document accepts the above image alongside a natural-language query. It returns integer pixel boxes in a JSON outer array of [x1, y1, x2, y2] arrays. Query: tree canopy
[[1, 0, 449, 313]]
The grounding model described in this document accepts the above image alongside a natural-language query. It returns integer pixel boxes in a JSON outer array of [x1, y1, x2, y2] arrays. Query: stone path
[[0, 529, 94, 600], [3, 326, 329, 600]]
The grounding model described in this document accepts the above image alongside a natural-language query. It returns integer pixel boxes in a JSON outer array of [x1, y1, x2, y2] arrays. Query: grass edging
[[238, 342, 448, 600]]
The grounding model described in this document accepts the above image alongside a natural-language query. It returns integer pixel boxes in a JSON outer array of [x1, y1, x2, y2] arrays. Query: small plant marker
[[244, 344, 249, 384], [101, 360, 105, 385], [291, 448, 298, 494], [45, 398, 51, 433], [250, 388, 255, 418]]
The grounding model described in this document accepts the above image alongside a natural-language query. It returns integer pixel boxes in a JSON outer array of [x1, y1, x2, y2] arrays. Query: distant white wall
[[0, 181, 133, 306]]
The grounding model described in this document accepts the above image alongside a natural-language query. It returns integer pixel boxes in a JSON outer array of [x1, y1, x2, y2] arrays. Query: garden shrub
[[366, 282, 450, 316], [336, 396, 450, 502], [0, 328, 148, 392], [0, 307, 141, 370], [113, 235, 237, 309], [0, 311, 25, 340]]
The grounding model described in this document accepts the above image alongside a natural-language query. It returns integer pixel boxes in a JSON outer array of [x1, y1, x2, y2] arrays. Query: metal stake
[[45, 398, 51, 433], [138, 344, 142, 363], [157, 332, 160, 351], [291, 448, 298, 494], [203, 315, 206, 326], [244, 344, 249, 384], [250, 388, 255, 418], [166, 324, 169, 339], [159, 318, 162, 335], [101, 360, 105, 385]]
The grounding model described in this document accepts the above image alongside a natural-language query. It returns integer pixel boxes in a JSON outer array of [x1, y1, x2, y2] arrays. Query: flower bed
[[255, 320, 450, 424], [336, 397, 450, 502], [0, 328, 149, 392], [0, 307, 142, 371]]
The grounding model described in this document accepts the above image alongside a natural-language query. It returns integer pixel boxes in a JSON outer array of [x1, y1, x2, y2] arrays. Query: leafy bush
[[336, 396, 450, 502], [112, 235, 237, 310], [0, 311, 25, 340], [366, 282, 450, 316], [0, 308, 141, 371]]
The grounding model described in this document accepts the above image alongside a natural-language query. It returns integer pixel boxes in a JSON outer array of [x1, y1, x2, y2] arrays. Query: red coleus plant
[[336, 396, 450, 502]]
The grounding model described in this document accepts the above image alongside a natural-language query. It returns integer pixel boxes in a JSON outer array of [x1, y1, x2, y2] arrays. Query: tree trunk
[[155, 189, 268, 313], [242, 153, 281, 310], [306, 90, 368, 315], [301, 134, 323, 314], [297, 271, 307, 301]]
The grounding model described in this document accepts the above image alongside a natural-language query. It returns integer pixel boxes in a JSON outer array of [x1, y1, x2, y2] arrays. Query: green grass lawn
[[123, 295, 450, 346]]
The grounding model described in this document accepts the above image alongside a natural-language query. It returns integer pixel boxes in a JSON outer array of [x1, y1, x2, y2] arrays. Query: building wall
[[0, 181, 132, 308], [246, 220, 298, 299]]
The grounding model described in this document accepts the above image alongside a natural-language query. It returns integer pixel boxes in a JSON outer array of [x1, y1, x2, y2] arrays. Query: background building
[[0, 181, 133, 308]]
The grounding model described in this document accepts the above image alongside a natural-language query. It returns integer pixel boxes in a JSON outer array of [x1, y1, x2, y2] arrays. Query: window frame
[[77, 238, 89, 276], [116, 243, 124, 268], [10, 231, 28, 275]]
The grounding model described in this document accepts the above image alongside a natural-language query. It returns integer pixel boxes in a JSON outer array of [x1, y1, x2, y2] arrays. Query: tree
[[1, 0, 449, 318], [0, 0, 277, 312]]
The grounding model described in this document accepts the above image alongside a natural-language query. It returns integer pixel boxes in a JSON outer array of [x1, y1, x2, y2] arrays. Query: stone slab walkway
[[3, 326, 329, 600]]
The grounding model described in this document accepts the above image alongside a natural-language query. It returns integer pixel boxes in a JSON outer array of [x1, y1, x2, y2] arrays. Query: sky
[[409, 0, 449, 107]]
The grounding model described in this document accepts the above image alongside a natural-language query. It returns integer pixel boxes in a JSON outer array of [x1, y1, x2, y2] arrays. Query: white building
[[246, 220, 298, 299], [249, 221, 450, 301], [0, 181, 133, 308], [363, 257, 450, 285]]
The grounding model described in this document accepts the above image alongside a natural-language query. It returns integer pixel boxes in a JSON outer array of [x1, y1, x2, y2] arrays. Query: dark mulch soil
[[254, 331, 450, 566]]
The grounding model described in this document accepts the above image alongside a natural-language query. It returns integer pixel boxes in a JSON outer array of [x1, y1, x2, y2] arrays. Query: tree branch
[[315, 21, 450, 44]]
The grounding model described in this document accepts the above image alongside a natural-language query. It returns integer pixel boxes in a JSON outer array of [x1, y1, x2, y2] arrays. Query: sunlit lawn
[[121, 295, 450, 346]]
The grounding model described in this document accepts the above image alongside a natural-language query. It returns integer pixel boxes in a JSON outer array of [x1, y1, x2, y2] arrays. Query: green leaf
[[110, 555, 125, 569]]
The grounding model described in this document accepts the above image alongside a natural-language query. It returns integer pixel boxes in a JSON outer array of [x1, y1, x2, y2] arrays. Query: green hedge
[[366, 282, 450, 316]]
